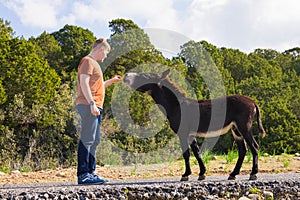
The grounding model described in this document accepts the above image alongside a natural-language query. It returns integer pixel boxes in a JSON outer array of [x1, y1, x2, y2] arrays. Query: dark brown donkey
[[124, 69, 266, 181]]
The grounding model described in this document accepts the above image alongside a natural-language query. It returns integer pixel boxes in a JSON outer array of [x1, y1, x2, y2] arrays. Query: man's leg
[[77, 105, 98, 177]]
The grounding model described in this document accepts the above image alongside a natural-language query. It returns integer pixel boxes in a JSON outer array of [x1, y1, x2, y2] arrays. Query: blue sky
[[1, 0, 300, 53]]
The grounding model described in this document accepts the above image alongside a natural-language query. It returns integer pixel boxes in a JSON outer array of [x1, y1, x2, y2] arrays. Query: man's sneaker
[[90, 172, 109, 183], [78, 173, 106, 184]]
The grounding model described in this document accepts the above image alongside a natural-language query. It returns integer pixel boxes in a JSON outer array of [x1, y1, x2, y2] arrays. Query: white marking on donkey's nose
[[125, 73, 137, 77], [124, 73, 137, 86]]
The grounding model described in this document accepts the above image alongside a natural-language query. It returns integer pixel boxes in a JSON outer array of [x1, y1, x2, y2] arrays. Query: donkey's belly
[[191, 122, 236, 138]]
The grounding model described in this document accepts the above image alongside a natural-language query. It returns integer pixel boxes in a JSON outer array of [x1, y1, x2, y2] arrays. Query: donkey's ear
[[161, 69, 170, 80]]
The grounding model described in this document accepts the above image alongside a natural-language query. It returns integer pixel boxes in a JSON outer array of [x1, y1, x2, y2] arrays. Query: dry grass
[[0, 154, 299, 184]]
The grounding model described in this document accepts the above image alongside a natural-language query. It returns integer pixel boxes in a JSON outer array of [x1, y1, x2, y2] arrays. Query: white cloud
[[71, 0, 178, 28], [171, 0, 300, 52], [4, 0, 64, 29], [1, 0, 300, 52], [246, 0, 300, 51]]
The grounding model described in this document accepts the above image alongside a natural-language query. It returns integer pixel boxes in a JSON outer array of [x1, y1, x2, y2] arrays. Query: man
[[76, 38, 122, 184]]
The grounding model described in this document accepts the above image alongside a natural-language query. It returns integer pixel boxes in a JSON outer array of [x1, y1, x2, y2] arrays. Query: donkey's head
[[123, 69, 170, 93]]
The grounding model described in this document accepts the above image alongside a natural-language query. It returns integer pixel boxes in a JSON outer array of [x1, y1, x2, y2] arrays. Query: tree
[[220, 48, 251, 83], [0, 19, 13, 105], [179, 40, 227, 99], [199, 42, 235, 95], [51, 25, 96, 74], [102, 19, 166, 115], [0, 18, 14, 40], [253, 48, 292, 73], [109, 18, 139, 36], [1, 17, 299, 170], [1, 38, 60, 107], [100, 19, 188, 158], [236, 72, 299, 154], [283, 47, 300, 60], [29, 32, 64, 77], [0, 20, 79, 169]]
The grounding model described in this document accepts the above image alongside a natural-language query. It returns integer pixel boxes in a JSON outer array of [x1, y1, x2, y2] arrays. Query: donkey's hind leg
[[190, 139, 206, 180], [228, 128, 247, 180], [235, 124, 259, 180], [243, 132, 259, 180]]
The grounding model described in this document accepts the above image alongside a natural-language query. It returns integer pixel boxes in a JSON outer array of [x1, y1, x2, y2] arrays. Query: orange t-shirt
[[76, 56, 105, 108]]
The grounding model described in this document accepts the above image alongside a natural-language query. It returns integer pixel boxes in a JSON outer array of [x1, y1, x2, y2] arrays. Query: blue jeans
[[76, 104, 102, 177]]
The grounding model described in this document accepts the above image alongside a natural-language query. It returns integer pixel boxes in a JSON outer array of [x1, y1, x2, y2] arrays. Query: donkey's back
[[184, 95, 265, 138]]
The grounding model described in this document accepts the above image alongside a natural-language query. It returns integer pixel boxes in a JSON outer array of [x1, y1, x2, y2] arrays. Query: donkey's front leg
[[181, 150, 191, 181], [179, 135, 191, 181], [190, 139, 206, 180]]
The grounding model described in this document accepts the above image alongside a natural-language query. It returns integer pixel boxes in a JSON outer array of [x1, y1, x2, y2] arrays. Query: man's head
[[92, 38, 110, 51], [91, 38, 110, 62]]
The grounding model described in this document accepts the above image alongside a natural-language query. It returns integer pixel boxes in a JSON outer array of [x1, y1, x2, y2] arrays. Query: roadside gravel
[[0, 173, 299, 200]]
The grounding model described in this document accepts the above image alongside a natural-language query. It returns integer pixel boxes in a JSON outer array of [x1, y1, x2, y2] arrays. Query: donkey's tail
[[255, 103, 266, 138]]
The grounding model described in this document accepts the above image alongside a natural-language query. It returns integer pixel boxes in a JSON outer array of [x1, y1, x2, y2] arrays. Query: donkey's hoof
[[249, 174, 258, 180], [228, 175, 236, 180], [180, 176, 189, 181], [198, 175, 206, 180]]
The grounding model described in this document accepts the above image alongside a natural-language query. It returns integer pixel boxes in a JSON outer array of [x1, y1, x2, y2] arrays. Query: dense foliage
[[0, 18, 299, 170]]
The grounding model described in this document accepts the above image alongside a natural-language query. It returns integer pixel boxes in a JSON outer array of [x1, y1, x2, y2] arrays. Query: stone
[[238, 197, 251, 200], [87, 192, 96, 199], [143, 192, 150, 198], [211, 156, 218, 160], [248, 193, 260, 200], [263, 191, 274, 198], [56, 172, 66, 177], [10, 170, 21, 174]]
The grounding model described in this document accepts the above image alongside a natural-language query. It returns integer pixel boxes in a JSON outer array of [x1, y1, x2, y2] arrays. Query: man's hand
[[104, 75, 123, 88], [112, 75, 122, 83], [90, 104, 100, 116]]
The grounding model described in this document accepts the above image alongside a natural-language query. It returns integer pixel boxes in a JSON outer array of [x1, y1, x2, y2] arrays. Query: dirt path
[[0, 154, 299, 184]]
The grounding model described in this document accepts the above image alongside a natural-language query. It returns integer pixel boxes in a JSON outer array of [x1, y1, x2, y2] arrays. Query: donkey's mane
[[161, 77, 187, 99]]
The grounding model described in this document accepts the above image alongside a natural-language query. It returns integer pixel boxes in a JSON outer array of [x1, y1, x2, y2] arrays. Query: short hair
[[92, 38, 110, 51]]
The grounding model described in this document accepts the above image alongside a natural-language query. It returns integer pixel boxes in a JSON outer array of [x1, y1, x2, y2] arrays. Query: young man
[[76, 38, 122, 184]]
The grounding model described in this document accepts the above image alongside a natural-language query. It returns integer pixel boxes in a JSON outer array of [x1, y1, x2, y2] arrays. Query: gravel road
[[0, 173, 299, 199]]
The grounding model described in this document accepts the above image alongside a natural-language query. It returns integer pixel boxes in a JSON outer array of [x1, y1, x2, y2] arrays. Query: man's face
[[97, 47, 110, 62]]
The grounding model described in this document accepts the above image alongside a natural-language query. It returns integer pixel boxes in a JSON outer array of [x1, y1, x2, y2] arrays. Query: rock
[[211, 186, 219, 195], [10, 170, 21, 174], [248, 193, 260, 200], [43, 193, 49, 199], [295, 153, 300, 157], [231, 192, 240, 197], [263, 153, 269, 157], [238, 197, 251, 200], [219, 165, 225, 169], [205, 195, 216, 200], [25, 194, 33, 199], [56, 172, 67, 178], [87, 192, 96, 199], [263, 190, 274, 198], [211, 156, 218, 160]]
